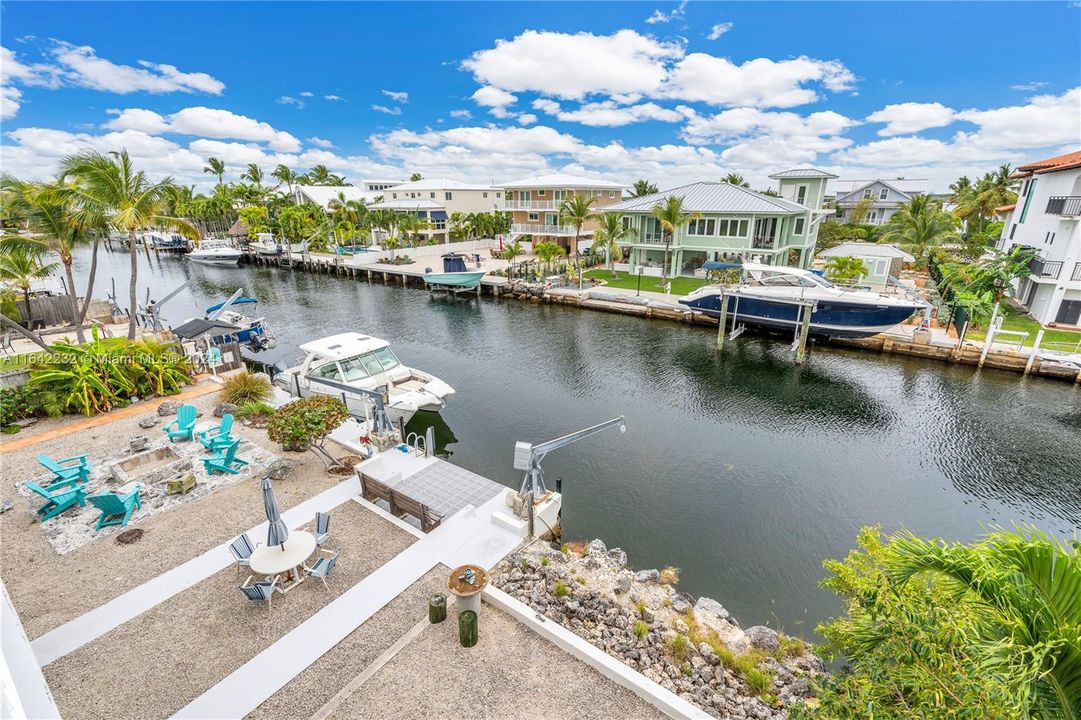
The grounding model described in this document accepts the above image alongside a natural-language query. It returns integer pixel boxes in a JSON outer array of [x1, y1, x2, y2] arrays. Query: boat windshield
[[754, 272, 834, 289], [337, 348, 400, 381]]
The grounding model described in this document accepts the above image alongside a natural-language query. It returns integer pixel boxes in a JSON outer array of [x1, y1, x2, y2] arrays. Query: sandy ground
[[42, 500, 414, 720], [0, 390, 350, 638], [329, 601, 667, 720]]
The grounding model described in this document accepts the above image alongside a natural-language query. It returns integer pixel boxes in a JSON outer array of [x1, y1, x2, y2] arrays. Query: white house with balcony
[[832, 178, 927, 225], [502, 173, 625, 255], [294, 180, 405, 208], [370, 178, 504, 243], [997, 149, 1081, 327]]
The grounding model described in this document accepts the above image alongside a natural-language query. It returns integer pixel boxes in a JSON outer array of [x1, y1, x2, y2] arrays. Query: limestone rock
[[745, 626, 780, 654], [214, 402, 237, 418], [138, 415, 159, 429], [587, 538, 607, 555], [695, 596, 730, 621], [156, 400, 180, 416], [634, 568, 660, 583], [607, 547, 628, 568]]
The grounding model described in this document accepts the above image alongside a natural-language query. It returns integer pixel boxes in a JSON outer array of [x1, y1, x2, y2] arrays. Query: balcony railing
[[506, 200, 559, 211], [1030, 257, 1064, 279], [511, 223, 574, 236], [1072, 262, 1081, 282], [1046, 196, 1081, 216], [751, 235, 775, 250], [631, 233, 667, 244]]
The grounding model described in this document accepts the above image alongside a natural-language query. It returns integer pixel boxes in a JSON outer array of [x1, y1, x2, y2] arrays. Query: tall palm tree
[[272, 164, 299, 195], [886, 527, 1080, 719], [557, 194, 597, 256], [651, 196, 701, 278], [241, 164, 265, 187], [533, 240, 565, 275], [203, 157, 226, 186], [60, 149, 196, 339], [723, 173, 750, 188], [304, 165, 337, 185], [631, 179, 658, 198], [593, 213, 637, 275], [879, 195, 957, 267], [0, 242, 57, 329], [2, 178, 103, 342]]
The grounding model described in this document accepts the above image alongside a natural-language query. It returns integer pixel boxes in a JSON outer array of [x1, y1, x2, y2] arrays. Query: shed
[[817, 242, 914, 289]]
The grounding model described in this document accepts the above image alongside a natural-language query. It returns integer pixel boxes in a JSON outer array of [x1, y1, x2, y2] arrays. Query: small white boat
[[249, 233, 283, 256], [273, 332, 455, 426], [189, 239, 242, 266], [423, 253, 487, 289], [141, 231, 187, 250]]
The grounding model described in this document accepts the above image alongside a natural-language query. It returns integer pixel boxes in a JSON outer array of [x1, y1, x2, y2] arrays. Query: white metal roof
[[299, 332, 390, 360], [385, 178, 496, 192], [295, 186, 373, 209], [370, 198, 445, 210], [604, 182, 808, 215], [833, 178, 927, 195], [768, 168, 839, 179], [502, 172, 625, 189], [818, 242, 915, 262]]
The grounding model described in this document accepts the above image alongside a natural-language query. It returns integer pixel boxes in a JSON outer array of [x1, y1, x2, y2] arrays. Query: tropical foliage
[[823, 256, 868, 284], [593, 213, 636, 275], [631, 179, 658, 197], [0, 240, 57, 327], [557, 195, 597, 256], [28, 328, 194, 415], [0, 384, 61, 431], [266, 395, 349, 467], [878, 195, 958, 267], [533, 240, 566, 275], [219, 370, 273, 406], [951, 165, 1017, 234], [811, 526, 1080, 720], [651, 196, 701, 278]]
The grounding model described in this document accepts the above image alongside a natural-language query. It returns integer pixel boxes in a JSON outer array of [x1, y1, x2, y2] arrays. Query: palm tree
[[303, 165, 346, 186], [650, 196, 701, 278], [631, 180, 658, 198], [502, 239, 524, 281], [203, 157, 226, 186], [2, 178, 103, 342], [409, 172, 423, 182], [534, 240, 565, 275], [241, 164, 265, 187], [557, 194, 597, 256], [0, 242, 57, 329], [272, 164, 299, 195], [60, 149, 196, 339], [723, 173, 749, 188], [823, 256, 868, 285], [593, 213, 636, 276], [885, 527, 1080, 718], [879, 195, 957, 267]]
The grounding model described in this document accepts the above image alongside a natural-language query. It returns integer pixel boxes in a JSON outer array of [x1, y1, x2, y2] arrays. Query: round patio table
[[448, 564, 488, 616], [249, 531, 316, 592]]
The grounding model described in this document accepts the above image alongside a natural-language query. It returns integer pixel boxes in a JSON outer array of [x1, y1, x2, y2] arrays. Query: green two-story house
[[602, 169, 837, 277]]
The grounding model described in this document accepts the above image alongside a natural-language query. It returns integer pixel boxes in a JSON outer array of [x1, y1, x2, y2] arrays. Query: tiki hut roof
[[227, 219, 248, 237]]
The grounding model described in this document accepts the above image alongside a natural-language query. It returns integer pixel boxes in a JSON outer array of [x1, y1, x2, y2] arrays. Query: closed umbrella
[[262, 477, 289, 551]]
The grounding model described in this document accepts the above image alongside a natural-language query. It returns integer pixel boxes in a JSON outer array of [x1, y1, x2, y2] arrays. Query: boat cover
[[171, 318, 242, 339], [442, 254, 468, 272], [702, 261, 743, 271], [205, 297, 259, 313]]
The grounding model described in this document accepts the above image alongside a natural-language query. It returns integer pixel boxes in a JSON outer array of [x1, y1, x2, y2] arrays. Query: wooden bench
[[359, 473, 444, 533]]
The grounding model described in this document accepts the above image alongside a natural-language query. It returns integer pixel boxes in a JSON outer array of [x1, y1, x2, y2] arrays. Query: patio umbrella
[[262, 477, 289, 551]]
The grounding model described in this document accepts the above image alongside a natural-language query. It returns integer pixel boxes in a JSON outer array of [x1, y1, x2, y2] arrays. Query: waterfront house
[[832, 178, 927, 225], [503, 173, 625, 255], [294, 180, 404, 208], [370, 178, 505, 244], [817, 241, 914, 290], [601, 169, 835, 277], [997, 149, 1081, 327]]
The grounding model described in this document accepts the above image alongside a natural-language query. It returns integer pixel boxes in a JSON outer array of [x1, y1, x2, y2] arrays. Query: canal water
[[73, 246, 1080, 636]]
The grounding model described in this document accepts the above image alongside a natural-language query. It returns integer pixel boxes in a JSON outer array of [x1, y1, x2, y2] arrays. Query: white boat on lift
[[273, 332, 455, 426], [189, 239, 242, 266]]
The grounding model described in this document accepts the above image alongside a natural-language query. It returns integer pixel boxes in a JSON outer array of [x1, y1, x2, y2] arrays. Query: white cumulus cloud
[[865, 102, 956, 136], [381, 89, 409, 103], [371, 104, 402, 116], [308, 136, 335, 149], [103, 106, 302, 152], [50, 42, 224, 94], [707, 23, 734, 40]]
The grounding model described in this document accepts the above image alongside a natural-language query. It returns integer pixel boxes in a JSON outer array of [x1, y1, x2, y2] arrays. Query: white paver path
[[173, 490, 522, 720], [30, 477, 361, 667]]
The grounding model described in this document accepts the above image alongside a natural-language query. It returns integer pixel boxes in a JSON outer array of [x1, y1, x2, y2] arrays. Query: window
[[538, 189, 546, 196], [520, 191, 531, 202], [1009, 224, 1017, 239], [359, 353, 384, 376], [869, 210, 879, 223], [483, 192, 488, 198], [554, 190, 567, 201], [687, 219, 715, 235], [608, 191, 615, 198], [878, 188, 887, 200], [528, 212, 540, 221], [373, 347, 400, 371], [545, 213, 559, 225], [445, 192, 453, 200], [430, 192, 435, 199], [1021, 180, 1031, 197], [717, 219, 749, 237], [864, 189, 873, 199], [496, 192, 502, 198], [311, 362, 341, 382], [794, 218, 806, 235], [339, 357, 370, 382], [392, 192, 398, 199], [796, 185, 807, 204]]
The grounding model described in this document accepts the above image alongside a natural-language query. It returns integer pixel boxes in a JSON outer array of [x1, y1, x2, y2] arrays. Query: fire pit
[[109, 446, 189, 485]]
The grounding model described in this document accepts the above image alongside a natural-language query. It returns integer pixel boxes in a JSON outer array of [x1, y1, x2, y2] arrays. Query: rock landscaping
[[493, 539, 823, 719]]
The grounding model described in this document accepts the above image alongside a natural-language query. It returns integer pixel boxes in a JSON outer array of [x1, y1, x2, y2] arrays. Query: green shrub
[[0, 384, 60, 428], [775, 633, 807, 659], [220, 370, 272, 406], [267, 396, 348, 467], [632, 620, 649, 639], [235, 401, 276, 419], [552, 581, 570, 598], [666, 633, 691, 661]]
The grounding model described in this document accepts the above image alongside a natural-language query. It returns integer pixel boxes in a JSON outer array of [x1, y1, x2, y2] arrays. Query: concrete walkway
[[173, 491, 522, 720], [30, 477, 361, 667]]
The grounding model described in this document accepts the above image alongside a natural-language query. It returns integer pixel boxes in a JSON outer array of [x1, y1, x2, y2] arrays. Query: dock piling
[[715, 292, 731, 351]]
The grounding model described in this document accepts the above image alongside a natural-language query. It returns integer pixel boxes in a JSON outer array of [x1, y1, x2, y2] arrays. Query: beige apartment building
[[503, 173, 625, 254]]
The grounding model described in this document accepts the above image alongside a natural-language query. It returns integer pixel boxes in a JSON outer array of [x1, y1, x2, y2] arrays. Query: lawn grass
[[583, 269, 710, 295], [992, 306, 1081, 349]]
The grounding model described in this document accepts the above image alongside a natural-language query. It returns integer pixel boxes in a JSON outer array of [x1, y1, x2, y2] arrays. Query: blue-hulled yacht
[[679, 262, 922, 339]]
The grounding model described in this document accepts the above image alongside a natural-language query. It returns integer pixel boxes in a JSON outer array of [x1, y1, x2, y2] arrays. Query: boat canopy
[[299, 332, 391, 361], [702, 261, 743, 271], [442, 253, 468, 273], [205, 297, 259, 313]]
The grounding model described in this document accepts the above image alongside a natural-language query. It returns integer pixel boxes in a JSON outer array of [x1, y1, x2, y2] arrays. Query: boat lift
[[141, 281, 191, 332], [713, 290, 818, 364], [513, 416, 626, 537]]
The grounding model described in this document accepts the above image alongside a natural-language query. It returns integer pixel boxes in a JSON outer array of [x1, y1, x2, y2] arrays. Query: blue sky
[[2, 1, 1079, 191]]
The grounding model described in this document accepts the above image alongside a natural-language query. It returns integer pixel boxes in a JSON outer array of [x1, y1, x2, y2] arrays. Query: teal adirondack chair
[[202, 439, 248, 475], [198, 414, 236, 451], [163, 405, 197, 442], [26, 481, 87, 522], [37, 453, 91, 486], [87, 488, 142, 532]]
